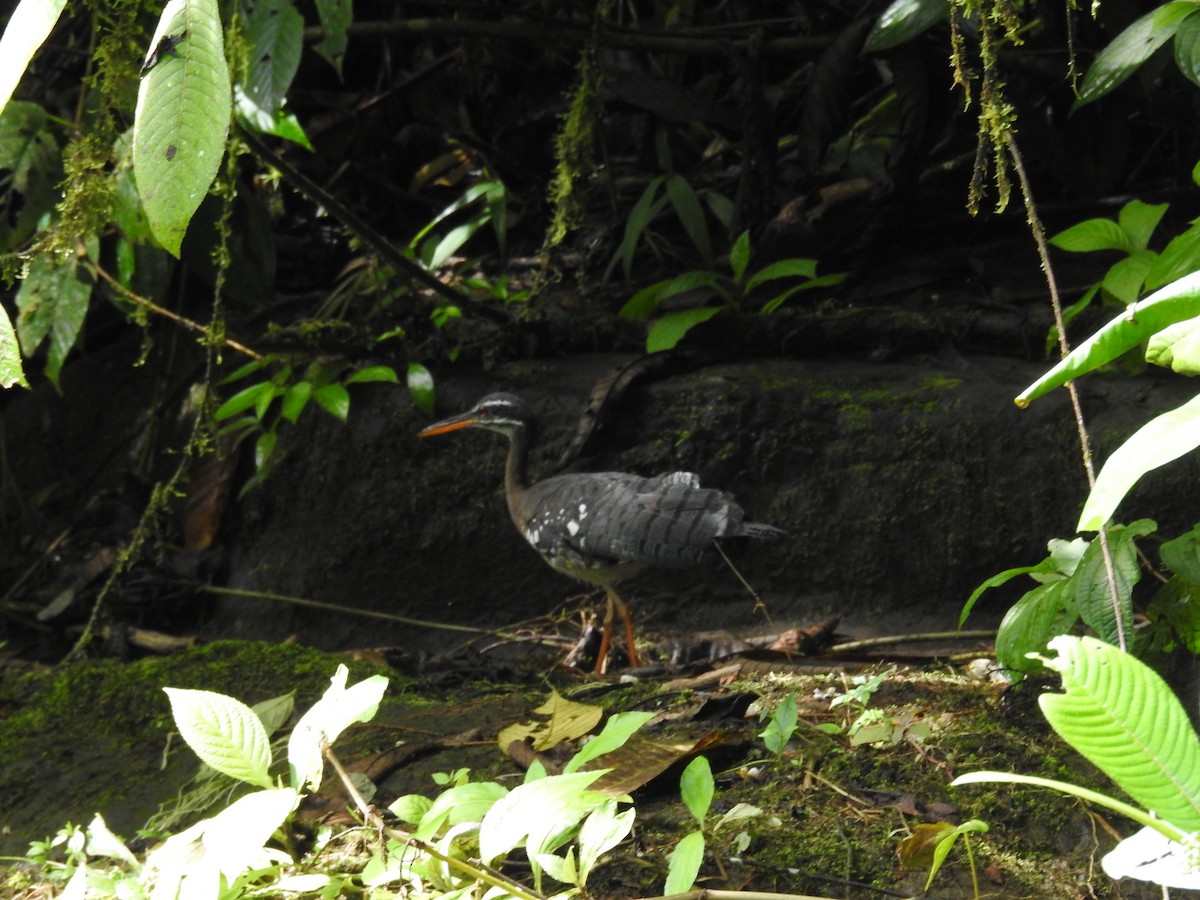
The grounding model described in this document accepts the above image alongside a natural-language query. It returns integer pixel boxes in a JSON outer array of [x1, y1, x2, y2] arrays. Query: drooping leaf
[[312, 383, 350, 421], [133, 0, 232, 256], [235, 0, 305, 145], [664, 173, 712, 265], [1073, 521, 1154, 644], [1176, 9, 1200, 86], [477, 769, 608, 864], [993, 580, 1074, 675], [1145, 222, 1200, 291], [15, 238, 98, 390], [1080, 394, 1200, 530], [0, 0, 69, 118], [646, 306, 723, 352], [1076, 2, 1200, 106], [664, 830, 705, 894], [960, 560, 1057, 626], [864, 0, 950, 52], [1118, 200, 1169, 252], [162, 687, 275, 788], [313, 0, 352, 77], [1038, 634, 1200, 833], [1016, 270, 1200, 406]]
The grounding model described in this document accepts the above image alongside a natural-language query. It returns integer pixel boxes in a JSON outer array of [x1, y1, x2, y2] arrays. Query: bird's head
[[418, 392, 534, 440]]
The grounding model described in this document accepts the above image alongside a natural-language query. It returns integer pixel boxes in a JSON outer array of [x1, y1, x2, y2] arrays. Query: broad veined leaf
[[235, 0, 310, 147], [15, 237, 99, 390], [1101, 250, 1156, 304], [664, 830, 705, 894], [1073, 521, 1154, 643], [1016, 270, 1200, 406], [1161, 526, 1200, 584], [133, 0, 232, 256], [863, 0, 949, 52], [1146, 314, 1200, 373], [287, 665, 387, 791], [1079, 393, 1200, 530], [163, 687, 274, 788], [313, 0, 351, 76], [1, 305, 28, 388], [0, 0, 69, 118], [993, 580, 1074, 675], [1076, 2, 1200, 106], [478, 769, 609, 864], [646, 306, 723, 353], [1177, 6, 1200, 86], [1049, 217, 1133, 254], [1119, 200, 1169, 252], [1039, 635, 1200, 833]]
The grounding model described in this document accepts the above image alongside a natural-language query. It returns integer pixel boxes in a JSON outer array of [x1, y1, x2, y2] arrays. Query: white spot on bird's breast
[[567, 520, 580, 536]]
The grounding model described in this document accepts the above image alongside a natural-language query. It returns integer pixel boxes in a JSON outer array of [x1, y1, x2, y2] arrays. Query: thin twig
[[1003, 132, 1126, 651]]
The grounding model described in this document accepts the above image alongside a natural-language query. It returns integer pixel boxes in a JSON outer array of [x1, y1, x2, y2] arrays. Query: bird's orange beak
[[418, 414, 478, 438]]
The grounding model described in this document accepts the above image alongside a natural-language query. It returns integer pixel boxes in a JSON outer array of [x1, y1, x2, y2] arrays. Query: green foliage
[[619, 230, 845, 351], [758, 693, 798, 757], [954, 635, 1200, 889], [1075, 1, 1200, 106], [14, 237, 99, 391], [215, 356, 399, 493], [665, 756, 714, 894], [410, 178, 509, 270]]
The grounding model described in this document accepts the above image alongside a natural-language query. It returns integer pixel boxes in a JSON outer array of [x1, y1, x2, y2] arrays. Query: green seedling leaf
[[312, 383, 350, 421], [1016, 270, 1200, 406], [406, 362, 435, 414], [564, 710, 655, 774], [577, 799, 635, 885], [1073, 521, 1153, 643], [665, 173, 712, 264], [864, 0, 949, 52], [1077, 2, 1200, 106], [288, 664, 388, 791], [163, 687, 274, 788], [1, 307, 28, 388], [1101, 250, 1156, 304], [414, 780, 508, 840], [388, 793, 432, 825], [730, 230, 751, 284], [646, 306, 723, 352], [1161, 526, 1200, 584], [478, 769, 608, 864], [744, 257, 819, 292], [994, 580, 1074, 675], [1146, 223, 1200, 291], [1050, 218, 1134, 254], [1080, 393, 1200, 530], [923, 820, 988, 889], [664, 830, 705, 894], [615, 175, 667, 281], [0, 0, 68, 118], [15, 239, 98, 390], [759, 694, 798, 754], [680, 756, 714, 824], [133, 0, 232, 257], [251, 692, 295, 736], [313, 0, 351, 76], [0, 102, 60, 252], [1038, 634, 1200, 833]]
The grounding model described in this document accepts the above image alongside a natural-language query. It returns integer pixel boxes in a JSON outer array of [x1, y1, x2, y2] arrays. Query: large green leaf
[[235, 0, 308, 146], [994, 580, 1074, 675], [478, 769, 609, 864], [0, 0, 68, 118], [1145, 222, 1200, 291], [864, 0, 949, 52], [1039, 635, 1200, 833], [1016, 270, 1200, 406], [1077, 2, 1200, 106], [1073, 521, 1153, 642], [313, 0, 352, 77], [0, 306, 28, 389], [1049, 217, 1132, 254], [1146, 314, 1200, 373], [1079, 393, 1200, 530], [133, 0, 232, 257], [1161, 526, 1200, 584], [15, 238, 99, 390], [163, 687, 274, 789], [1175, 6, 1200, 86]]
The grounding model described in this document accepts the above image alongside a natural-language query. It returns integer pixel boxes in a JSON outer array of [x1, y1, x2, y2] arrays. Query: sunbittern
[[419, 392, 784, 672]]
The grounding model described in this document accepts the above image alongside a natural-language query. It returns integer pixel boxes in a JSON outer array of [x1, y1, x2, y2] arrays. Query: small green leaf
[[0, 101, 61, 252], [312, 383, 350, 421], [133, 0, 232, 256], [220, 355, 273, 384], [413, 781, 508, 840], [680, 756, 714, 825], [254, 429, 276, 469], [1118, 200, 1169, 252], [313, 0, 351, 77], [564, 711, 655, 774], [387, 793, 433, 825], [163, 687, 274, 788], [345, 365, 399, 384], [665, 173, 712, 265], [994, 580, 1075, 675], [0, 306, 28, 388], [744, 257, 820, 293], [619, 271, 723, 319], [215, 380, 276, 421], [406, 362, 435, 414], [864, 0, 950, 52], [1049, 218, 1134, 254], [664, 830, 705, 895], [1080, 393, 1200, 530], [646, 306, 723, 352], [280, 380, 312, 423], [1076, 2, 1200, 106]]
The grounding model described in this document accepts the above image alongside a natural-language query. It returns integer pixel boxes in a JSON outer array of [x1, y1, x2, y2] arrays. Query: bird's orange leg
[[597, 586, 639, 672], [594, 592, 616, 674]]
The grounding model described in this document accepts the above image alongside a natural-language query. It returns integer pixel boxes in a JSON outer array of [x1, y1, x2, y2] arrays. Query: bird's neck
[[504, 426, 532, 522]]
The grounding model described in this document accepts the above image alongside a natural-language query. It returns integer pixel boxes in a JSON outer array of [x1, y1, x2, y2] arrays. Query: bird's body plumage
[[418, 391, 784, 669]]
